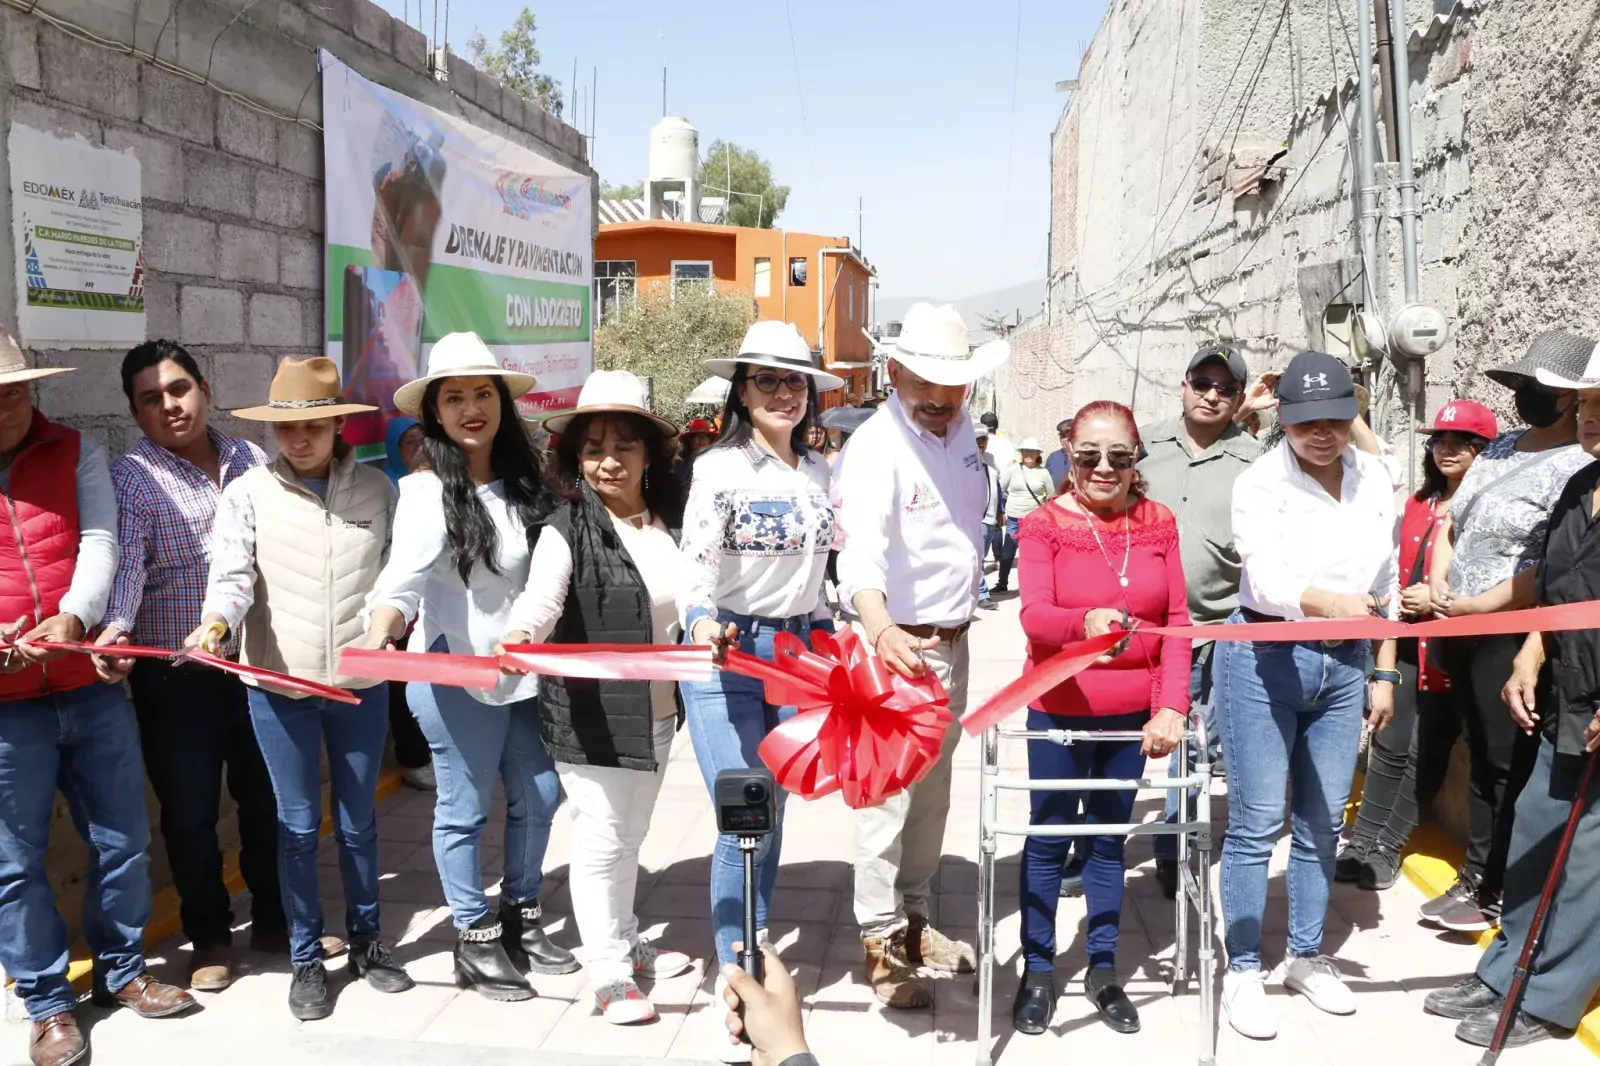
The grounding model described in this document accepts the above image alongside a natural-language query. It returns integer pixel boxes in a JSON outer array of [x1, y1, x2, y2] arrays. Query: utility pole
[[657, 31, 667, 115], [856, 196, 865, 249]]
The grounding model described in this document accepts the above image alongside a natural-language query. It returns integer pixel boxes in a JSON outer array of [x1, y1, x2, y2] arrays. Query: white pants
[[852, 627, 971, 938], [556, 715, 677, 984]]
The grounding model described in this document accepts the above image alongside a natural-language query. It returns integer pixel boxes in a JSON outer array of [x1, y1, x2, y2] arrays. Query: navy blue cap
[[1275, 351, 1357, 425]]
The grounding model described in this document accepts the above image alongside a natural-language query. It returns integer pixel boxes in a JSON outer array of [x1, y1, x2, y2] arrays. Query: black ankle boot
[[1012, 970, 1055, 1035], [454, 915, 534, 1001], [500, 898, 579, 975]]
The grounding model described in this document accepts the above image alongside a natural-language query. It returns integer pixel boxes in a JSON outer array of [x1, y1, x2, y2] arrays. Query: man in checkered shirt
[[93, 340, 283, 993]]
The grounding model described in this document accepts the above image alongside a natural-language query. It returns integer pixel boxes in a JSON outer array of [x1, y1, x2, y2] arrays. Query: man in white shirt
[[978, 411, 1015, 473], [835, 303, 1010, 1009]]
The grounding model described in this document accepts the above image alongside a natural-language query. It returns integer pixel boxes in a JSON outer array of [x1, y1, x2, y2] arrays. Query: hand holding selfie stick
[[716, 767, 777, 1045]]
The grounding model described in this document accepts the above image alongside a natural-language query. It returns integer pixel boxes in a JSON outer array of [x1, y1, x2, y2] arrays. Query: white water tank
[[647, 117, 700, 221]]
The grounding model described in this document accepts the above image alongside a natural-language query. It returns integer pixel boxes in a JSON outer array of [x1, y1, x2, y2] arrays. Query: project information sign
[[320, 50, 593, 456], [9, 123, 145, 348]]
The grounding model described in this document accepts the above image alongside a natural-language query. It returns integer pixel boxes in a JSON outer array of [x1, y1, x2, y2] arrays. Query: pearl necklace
[[1077, 496, 1132, 588]]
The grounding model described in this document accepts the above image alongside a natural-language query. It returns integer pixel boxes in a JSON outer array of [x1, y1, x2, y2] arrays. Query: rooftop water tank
[[648, 117, 699, 185]]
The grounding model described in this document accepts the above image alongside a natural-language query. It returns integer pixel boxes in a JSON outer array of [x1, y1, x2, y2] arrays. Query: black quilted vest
[[537, 485, 678, 770]]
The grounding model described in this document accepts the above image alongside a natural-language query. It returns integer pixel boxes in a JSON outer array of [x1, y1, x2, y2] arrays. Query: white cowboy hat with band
[[705, 320, 845, 392], [1534, 331, 1600, 390], [542, 369, 678, 438], [888, 302, 1011, 387], [0, 330, 73, 386], [393, 331, 537, 417], [232, 356, 377, 422]]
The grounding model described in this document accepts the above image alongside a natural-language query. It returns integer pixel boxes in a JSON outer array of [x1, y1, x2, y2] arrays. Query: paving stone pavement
[[4, 595, 1588, 1064]]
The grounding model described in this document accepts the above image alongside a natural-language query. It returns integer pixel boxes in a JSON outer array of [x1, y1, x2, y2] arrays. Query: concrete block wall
[[0, 0, 592, 936]]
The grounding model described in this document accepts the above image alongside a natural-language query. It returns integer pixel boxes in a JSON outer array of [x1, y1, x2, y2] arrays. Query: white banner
[[9, 123, 145, 348]]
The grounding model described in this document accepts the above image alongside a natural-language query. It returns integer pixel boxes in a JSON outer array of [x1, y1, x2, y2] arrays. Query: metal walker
[[974, 708, 1217, 1066]]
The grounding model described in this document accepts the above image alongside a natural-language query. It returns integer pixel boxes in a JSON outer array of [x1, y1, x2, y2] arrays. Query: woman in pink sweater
[[1010, 400, 1191, 1038]]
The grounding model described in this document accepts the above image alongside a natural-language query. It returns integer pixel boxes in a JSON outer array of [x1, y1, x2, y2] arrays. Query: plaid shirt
[[106, 429, 266, 653]]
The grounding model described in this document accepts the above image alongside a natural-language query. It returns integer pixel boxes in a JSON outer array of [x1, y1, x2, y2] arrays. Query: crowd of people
[[0, 303, 1598, 1066]]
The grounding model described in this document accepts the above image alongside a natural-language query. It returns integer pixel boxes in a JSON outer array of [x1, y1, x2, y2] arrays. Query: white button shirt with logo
[[835, 394, 986, 628]]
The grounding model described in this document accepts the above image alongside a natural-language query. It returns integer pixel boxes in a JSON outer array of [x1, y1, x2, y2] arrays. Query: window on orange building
[[789, 256, 808, 287], [671, 261, 713, 300], [754, 257, 771, 298], [594, 261, 637, 324]]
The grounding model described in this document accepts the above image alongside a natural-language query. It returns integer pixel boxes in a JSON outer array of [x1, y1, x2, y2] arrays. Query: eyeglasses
[[746, 370, 809, 394], [1072, 449, 1138, 471], [1187, 376, 1242, 399]]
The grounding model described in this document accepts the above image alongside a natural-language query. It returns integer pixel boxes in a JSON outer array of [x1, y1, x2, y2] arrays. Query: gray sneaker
[[1418, 874, 1476, 925]]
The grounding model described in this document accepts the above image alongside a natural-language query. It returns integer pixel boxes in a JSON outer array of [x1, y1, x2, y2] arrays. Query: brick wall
[[0, 0, 592, 936]]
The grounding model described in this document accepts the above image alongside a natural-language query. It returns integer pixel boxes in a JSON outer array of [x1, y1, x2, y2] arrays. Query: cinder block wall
[[0, 0, 593, 938]]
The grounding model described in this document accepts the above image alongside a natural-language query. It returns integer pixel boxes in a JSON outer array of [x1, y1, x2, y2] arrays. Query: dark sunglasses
[[1072, 448, 1138, 471], [1187, 376, 1242, 399], [745, 370, 809, 395]]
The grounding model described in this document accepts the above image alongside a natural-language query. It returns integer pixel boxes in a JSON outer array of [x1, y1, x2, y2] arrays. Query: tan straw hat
[[542, 369, 677, 437], [231, 356, 377, 422], [393, 332, 536, 417], [0, 329, 73, 386]]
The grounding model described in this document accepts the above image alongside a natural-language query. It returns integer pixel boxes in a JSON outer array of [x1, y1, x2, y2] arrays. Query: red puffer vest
[[0, 412, 98, 700]]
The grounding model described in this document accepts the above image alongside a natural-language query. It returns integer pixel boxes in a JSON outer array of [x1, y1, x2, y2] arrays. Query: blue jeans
[[997, 516, 1021, 588], [978, 522, 1001, 598], [247, 684, 389, 965], [408, 652, 560, 930], [1155, 644, 1220, 861], [1216, 614, 1369, 972], [1019, 711, 1147, 972], [0, 683, 152, 1020], [680, 612, 809, 966]]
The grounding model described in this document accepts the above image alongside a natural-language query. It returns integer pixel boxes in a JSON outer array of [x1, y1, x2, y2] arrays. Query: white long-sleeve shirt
[[507, 509, 681, 720], [1233, 440, 1400, 621], [835, 395, 986, 628], [364, 471, 539, 705]]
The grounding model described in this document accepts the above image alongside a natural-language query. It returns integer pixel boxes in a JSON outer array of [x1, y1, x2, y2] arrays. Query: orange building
[[594, 219, 877, 406]]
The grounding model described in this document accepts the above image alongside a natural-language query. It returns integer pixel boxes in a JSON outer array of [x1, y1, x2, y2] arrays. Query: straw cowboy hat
[[705, 320, 845, 391], [888, 303, 1011, 387], [232, 357, 376, 422], [1534, 332, 1600, 390], [541, 369, 677, 438], [1486, 328, 1596, 390], [393, 331, 537, 417], [0, 330, 72, 386]]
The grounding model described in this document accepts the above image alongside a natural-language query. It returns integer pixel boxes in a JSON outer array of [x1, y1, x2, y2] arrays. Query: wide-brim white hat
[[1534, 343, 1600, 390], [888, 302, 1011, 387], [542, 369, 677, 438], [1018, 437, 1043, 452], [393, 332, 536, 417], [0, 330, 72, 386], [705, 320, 845, 392]]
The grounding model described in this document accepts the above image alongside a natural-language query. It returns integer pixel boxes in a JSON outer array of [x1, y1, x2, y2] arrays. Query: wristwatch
[[1369, 669, 1402, 686]]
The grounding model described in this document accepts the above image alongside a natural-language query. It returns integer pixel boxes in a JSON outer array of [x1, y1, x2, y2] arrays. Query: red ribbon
[[959, 600, 1600, 736], [723, 628, 954, 810], [22, 640, 363, 704], [338, 643, 716, 690]]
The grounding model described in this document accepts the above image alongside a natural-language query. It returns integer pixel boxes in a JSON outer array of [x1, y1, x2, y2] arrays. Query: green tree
[[698, 140, 790, 228], [600, 179, 644, 199], [594, 281, 753, 427], [466, 8, 562, 117]]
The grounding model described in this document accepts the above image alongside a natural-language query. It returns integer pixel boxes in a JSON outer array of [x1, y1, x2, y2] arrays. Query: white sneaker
[[1283, 955, 1357, 1015], [1222, 968, 1277, 1040], [713, 974, 753, 1063], [593, 978, 656, 1024], [630, 936, 693, 980], [400, 763, 436, 790]]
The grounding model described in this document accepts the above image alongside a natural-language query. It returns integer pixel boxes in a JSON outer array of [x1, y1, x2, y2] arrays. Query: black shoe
[[500, 898, 579, 975], [454, 916, 534, 1002], [1085, 968, 1140, 1034], [1059, 853, 1086, 898], [1011, 970, 1055, 1035], [348, 938, 415, 994], [1334, 847, 1368, 884], [1424, 975, 1502, 1020], [288, 961, 333, 1021], [1358, 848, 1401, 891], [1155, 858, 1178, 901], [1454, 1004, 1571, 1048], [994, 581, 1010, 594]]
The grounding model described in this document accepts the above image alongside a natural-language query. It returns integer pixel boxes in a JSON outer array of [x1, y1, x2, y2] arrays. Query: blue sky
[[372, 1, 1109, 300]]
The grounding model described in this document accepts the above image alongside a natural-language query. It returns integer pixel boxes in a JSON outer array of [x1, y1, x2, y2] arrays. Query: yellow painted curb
[[60, 770, 408, 991]]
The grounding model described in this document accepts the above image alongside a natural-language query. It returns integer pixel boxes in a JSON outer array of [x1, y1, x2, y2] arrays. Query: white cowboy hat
[[705, 320, 845, 391], [0, 330, 72, 386], [1534, 334, 1600, 390], [1018, 437, 1043, 452], [232, 356, 377, 422], [393, 331, 536, 417], [888, 303, 1012, 387], [685, 375, 732, 405], [541, 369, 677, 438]]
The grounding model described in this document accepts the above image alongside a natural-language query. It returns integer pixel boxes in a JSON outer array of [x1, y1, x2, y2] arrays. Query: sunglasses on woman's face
[[746, 371, 809, 395], [1072, 448, 1138, 471]]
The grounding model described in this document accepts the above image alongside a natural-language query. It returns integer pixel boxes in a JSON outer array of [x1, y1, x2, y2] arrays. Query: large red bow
[[723, 629, 953, 809]]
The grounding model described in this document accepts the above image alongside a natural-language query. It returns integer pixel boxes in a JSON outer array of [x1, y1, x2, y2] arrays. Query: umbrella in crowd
[[685, 376, 731, 405], [820, 405, 874, 436]]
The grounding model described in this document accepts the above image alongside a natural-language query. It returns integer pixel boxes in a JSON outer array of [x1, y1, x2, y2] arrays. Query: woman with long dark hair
[[677, 321, 842, 1062], [498, 370, 693, 1024], [1339, 401, 1494, 891], [364, 332, 573, 1002]]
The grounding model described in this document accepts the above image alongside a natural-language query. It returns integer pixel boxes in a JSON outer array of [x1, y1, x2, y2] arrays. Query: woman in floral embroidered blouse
[[675, 321, 842, 1062], [1012, 400, 1189, 1039]]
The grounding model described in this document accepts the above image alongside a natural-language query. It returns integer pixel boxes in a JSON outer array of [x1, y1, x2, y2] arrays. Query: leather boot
[[454, 914, 534, 1002], [864, 931, 931, 1009], [500, 898, 579, 975], [28, 1013, 85, 1066], [90, 972, 197, 1018], [906, 913, 975, 974]]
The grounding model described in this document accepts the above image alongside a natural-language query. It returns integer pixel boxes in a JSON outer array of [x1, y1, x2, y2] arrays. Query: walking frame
[[975, 708, 1217, 1066]]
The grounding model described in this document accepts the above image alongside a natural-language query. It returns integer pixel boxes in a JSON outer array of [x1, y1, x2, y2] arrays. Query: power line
[[783, 0, 820, 210]]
